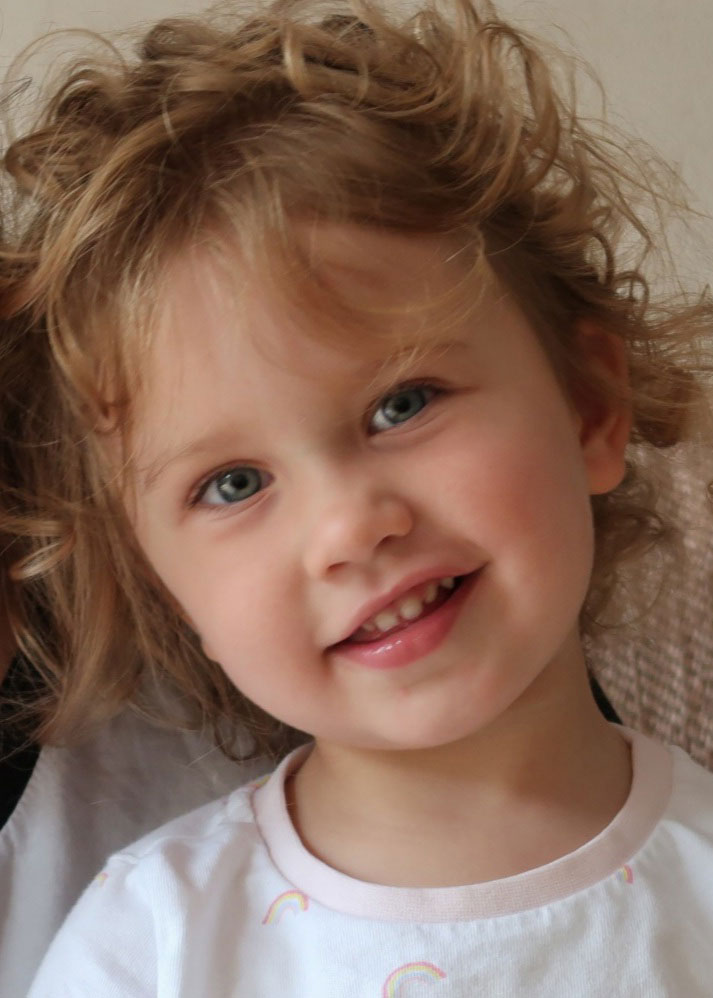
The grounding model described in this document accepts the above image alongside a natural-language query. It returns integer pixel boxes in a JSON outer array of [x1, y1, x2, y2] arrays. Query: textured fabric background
[[588, 445, 713, 769]]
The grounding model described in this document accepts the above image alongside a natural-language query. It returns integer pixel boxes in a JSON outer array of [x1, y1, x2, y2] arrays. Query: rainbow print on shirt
[[616, 864, 634, 884], [262, 890, 309, 924], [382, 962, 447, 996]]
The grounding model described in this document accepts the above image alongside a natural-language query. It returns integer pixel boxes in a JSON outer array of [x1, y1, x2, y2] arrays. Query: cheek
[[150, 532, 305, 692], [134, 514, 265, 648], [197, 587, 280, 664], [433, 408, 594, 573]]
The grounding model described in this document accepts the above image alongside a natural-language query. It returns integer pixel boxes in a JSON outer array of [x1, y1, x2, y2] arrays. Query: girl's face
[[131, 228, 625, 752]]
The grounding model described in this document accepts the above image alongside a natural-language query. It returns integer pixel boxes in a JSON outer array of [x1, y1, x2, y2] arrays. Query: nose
[[303, 480, 415, 579]]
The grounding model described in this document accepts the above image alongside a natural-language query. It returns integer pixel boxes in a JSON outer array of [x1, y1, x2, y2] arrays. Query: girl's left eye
[[193, 466, 270, 507], [369, 384, 439, 433]]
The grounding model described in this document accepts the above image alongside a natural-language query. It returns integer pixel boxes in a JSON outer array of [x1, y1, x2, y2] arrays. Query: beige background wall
[[2, 0, 711, 276]]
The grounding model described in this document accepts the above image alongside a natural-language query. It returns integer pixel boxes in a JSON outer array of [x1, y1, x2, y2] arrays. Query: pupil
[[387, 389, 421, 422], [217, 468, 259, 501]]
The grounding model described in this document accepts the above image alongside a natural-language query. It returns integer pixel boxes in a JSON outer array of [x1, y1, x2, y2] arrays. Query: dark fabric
[[0, 656, 40, 830], [590, 672, 621, 725]]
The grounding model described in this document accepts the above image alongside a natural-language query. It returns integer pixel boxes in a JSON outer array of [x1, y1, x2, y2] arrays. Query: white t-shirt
[[0, 709, 263, 998], [28, 729, 713, 997]]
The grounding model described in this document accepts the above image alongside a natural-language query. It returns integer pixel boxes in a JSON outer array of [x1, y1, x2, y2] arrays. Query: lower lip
[[331, 571, 480, 671]]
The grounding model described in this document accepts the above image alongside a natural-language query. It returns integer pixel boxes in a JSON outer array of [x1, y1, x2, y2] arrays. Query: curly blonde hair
[[1, 0, 711, 754]]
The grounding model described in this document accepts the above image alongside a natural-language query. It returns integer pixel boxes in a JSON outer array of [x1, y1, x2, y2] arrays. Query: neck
[[288, 655, 631, 888]]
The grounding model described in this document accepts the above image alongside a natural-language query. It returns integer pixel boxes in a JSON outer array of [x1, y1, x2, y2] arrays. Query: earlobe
[[574, 323, 632, 496]]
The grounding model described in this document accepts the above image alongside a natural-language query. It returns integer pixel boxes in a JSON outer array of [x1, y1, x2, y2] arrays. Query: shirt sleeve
[[27, 855, 157, 998]]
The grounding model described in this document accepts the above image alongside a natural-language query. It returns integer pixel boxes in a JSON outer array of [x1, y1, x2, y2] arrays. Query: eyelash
[[188, 378, 445, 509]]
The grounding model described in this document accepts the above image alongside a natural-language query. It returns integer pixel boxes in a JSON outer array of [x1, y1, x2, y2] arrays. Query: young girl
[[2, 0, 712, 993]]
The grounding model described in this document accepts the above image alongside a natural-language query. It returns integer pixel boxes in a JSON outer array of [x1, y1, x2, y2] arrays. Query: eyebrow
[[138, 430, 249, 494]]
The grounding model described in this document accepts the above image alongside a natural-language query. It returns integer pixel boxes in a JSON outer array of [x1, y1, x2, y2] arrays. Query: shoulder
[[631, 730, 713, 886], [666, 743, 713, 833], [26, 774, 271, 998], [1, 708, 264, 917], [627, 727, 713, 837], [101, 772, 266, 886], [5, 707, 262, 860], [2, 711, 266, 997]]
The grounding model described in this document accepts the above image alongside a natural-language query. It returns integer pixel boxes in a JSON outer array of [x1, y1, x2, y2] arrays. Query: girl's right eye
[[192, 466, 270, 507]]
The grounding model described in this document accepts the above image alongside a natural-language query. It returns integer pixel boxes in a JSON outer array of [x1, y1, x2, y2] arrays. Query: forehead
[[150, 225, 488, 382]]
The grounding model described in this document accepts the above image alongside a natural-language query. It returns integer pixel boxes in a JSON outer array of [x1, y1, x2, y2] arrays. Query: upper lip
[[328, 565, 478, 647]]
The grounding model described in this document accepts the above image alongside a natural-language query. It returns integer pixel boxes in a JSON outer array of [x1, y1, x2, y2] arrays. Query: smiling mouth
[[341, 575, 467, 645]]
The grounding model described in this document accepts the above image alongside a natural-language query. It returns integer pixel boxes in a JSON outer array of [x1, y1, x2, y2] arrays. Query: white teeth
[[397, 595, 424, 620], [374, 610, 399, 632], [357, 575, 460, 636]]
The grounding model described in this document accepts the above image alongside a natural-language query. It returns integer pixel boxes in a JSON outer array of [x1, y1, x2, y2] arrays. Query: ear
[[572, 322, 632, 496]]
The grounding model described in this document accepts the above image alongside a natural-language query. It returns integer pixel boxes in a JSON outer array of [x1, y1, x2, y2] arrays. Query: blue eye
[[197, 466, 268, 506], [369, 385, 436, 433]]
